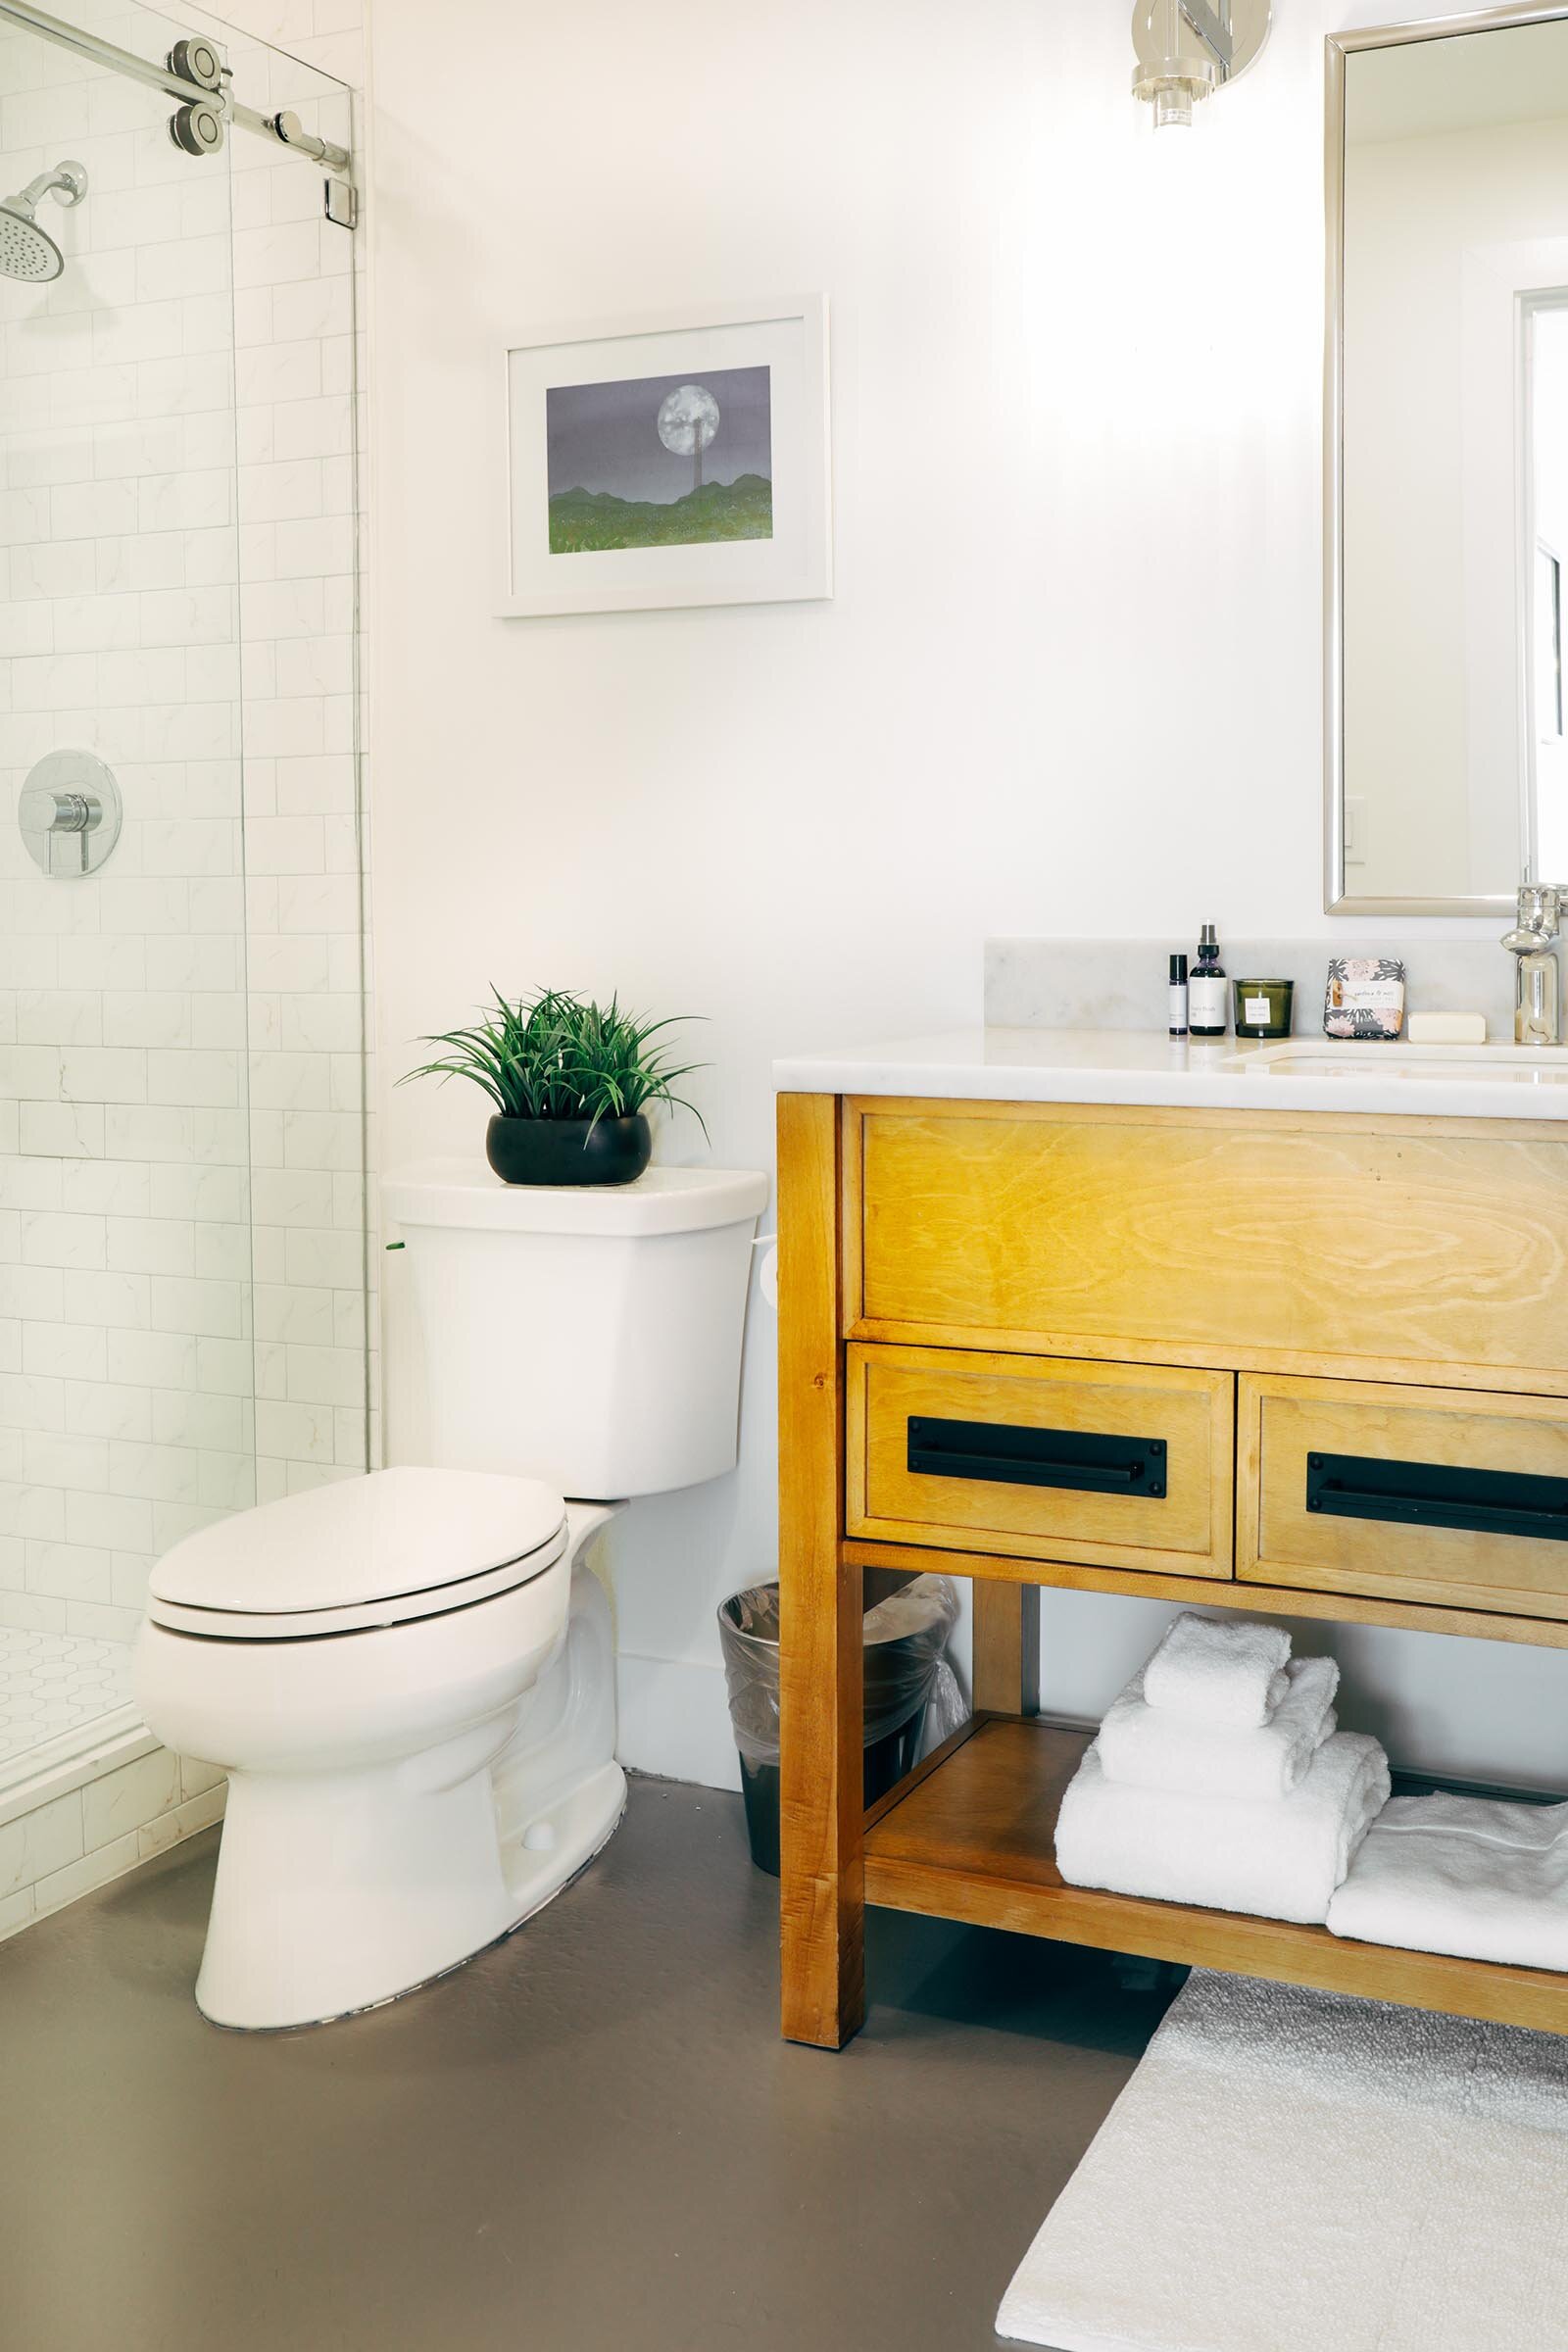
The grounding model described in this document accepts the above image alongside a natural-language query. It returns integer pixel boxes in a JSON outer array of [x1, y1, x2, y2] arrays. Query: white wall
[[368, 0, 1565, 1794]]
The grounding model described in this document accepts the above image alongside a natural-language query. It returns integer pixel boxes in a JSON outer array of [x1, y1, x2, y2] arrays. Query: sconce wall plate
[[1133, 0, 1271, 126]]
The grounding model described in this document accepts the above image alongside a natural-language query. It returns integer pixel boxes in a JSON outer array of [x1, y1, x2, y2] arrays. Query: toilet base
[[198, 1759, 629, 2033], [501, 1756, 627, 1924], [193, 1523, 626, 2033]]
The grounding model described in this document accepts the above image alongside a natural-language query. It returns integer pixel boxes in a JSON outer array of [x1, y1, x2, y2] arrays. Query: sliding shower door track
[[0, 0, 352, 172]]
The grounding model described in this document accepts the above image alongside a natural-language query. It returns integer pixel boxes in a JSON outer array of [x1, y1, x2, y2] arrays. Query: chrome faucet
[[1502, 885, 1568, 1045]]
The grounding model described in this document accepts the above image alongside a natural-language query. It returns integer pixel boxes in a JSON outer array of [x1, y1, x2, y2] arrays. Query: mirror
[[1327, 8, 1568, 912]]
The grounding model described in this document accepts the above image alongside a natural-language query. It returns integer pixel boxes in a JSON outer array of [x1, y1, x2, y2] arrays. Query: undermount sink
[[1221, 1041, 1568, 1083]]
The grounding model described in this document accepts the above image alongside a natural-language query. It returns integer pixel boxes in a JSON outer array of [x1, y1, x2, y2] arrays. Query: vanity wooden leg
[[972, 1579, 1041, 1717], [777, 1092, 865, 2049]]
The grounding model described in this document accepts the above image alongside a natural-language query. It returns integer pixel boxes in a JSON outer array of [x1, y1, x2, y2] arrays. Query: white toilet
[[135, 1160, 766, 2031]]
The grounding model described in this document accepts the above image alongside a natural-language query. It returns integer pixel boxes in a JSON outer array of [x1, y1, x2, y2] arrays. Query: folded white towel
[[1142, 1611, 1292, 1729], [1099, 1655, 1340, 1801], [1055, 1731, 1391, 1925], [1326, 1790, 1568, 1972]]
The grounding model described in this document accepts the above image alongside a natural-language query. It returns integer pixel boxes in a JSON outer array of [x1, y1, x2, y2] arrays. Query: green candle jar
[[1234, 978, 1294, 1040]]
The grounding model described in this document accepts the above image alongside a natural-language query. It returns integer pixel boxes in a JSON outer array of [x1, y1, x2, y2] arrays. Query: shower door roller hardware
[[19, 750, 122, 878], [167, 29, 227, 155], [170, 97, 223, 154], [167, 35, 223, 89]]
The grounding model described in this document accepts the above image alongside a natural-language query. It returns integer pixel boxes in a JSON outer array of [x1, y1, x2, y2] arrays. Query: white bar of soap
[[1406, 1011, 1487, 1045]]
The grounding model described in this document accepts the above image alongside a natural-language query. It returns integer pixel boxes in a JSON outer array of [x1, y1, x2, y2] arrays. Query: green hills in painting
[[549, 473, 773, 555]]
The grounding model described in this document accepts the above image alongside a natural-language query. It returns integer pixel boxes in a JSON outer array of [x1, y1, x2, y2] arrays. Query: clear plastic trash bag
[[718, 1573, 963, 1766]]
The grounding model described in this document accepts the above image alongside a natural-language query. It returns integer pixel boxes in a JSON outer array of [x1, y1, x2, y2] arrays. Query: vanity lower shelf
[[862, 1715, 1568, 2036]]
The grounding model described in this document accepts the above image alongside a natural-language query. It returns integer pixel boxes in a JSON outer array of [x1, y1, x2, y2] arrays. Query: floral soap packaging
[[1323, 956, 1406, 1040]]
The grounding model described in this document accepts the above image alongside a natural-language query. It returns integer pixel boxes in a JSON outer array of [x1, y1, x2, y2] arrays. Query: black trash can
[[718, 1577, 959, 1877]]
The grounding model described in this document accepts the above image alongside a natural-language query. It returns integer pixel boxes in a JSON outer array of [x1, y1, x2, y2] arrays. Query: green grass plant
[[403, 988, 707, 1134]]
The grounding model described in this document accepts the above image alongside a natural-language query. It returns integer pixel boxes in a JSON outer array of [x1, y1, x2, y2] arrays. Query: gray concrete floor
[[0, 1776, 1177, 2352]]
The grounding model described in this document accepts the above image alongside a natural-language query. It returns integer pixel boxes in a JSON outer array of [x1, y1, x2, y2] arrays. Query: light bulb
[[1152, 83, 1200, 127]]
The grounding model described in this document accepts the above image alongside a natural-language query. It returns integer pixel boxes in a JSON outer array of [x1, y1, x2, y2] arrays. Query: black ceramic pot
[[485, 1112, 652, 1188]]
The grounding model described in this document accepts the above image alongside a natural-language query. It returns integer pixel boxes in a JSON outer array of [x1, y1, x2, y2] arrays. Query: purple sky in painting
[[547, 364, 771, 504]]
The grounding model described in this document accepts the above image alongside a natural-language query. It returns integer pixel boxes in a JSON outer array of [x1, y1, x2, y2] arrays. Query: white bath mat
[[997, 1969, 1568, 2351]]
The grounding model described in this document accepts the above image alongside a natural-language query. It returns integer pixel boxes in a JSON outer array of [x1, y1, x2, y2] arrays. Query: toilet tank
[[382, 1160, 768, 1500]]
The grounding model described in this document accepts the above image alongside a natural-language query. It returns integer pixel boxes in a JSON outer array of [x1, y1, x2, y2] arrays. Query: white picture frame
[[499, 296, 831, 619]]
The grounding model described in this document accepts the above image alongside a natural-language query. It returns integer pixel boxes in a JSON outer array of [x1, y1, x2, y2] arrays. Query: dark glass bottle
[[1168, 953, 1189, 1037], [1189, 923, 1227, 1038]]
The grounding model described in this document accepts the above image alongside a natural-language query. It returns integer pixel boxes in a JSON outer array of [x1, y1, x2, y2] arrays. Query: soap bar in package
[[1324, 956, 1406, 1040]]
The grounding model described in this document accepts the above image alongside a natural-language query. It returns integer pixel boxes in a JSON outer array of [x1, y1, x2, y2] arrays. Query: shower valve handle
[[17, 752, 122, 879], [20, 787, 101, 838]]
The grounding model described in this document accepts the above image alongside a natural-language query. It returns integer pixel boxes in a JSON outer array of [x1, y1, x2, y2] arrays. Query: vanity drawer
[[1240, 1375, 1568, 1620], [847, 1345, 1234, 1577], [850, 1099, 1568, 1390]]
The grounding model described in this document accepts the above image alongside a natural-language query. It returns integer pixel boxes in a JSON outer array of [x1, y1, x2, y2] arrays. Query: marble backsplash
[[985, 937, 1519, 1039]]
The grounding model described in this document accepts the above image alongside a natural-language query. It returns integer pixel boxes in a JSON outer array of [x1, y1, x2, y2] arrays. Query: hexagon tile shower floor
[[0, 1633, 133, 1770]]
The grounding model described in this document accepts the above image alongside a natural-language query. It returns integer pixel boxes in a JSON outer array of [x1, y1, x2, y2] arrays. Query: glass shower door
[[0, 0, 366, 1797]]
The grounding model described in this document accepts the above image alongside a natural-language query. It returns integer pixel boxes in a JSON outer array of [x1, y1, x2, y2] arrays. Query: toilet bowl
[[136, 1468, 624, 2028], [135, 1160, 767, 2031]]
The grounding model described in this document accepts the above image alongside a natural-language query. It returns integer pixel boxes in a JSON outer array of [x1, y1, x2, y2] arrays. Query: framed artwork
[[499, 297, 831, 618]]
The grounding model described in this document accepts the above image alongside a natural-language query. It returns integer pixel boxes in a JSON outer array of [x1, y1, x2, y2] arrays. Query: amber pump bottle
[[1189, 924, 1227, 1038]]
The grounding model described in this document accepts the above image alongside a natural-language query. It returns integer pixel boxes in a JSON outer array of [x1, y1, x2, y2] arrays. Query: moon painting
[[546, 364, 772, 555]]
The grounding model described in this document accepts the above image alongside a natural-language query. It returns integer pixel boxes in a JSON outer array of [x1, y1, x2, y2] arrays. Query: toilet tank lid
[[382, 1159, 767, 1237], [149, 1465, 566, 1616]]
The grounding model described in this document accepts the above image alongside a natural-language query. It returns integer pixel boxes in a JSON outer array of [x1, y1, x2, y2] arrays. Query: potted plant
[[402, 987, 706, 1187]]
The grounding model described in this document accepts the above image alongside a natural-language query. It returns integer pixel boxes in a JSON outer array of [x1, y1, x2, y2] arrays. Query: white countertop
[[772, 1027, 1568, 1121]]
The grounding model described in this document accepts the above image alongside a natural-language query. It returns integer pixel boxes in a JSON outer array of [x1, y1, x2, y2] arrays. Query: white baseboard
[[615, 1652, 741, 1792]]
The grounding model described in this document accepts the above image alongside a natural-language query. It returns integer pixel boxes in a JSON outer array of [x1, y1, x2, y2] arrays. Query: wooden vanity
[[776, 1073, 1568, 2047]]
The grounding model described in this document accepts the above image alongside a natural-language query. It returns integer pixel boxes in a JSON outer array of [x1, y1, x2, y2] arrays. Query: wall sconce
[[1132, 0, 1271, 128]]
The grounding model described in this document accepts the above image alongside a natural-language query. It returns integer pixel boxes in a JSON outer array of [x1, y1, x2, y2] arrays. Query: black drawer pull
[[907, 1416, 1167, 1498], [1305, 1450, 1568, 1543]]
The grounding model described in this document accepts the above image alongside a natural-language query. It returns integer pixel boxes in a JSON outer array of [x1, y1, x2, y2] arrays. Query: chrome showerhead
[[0, 161, 87, 284], [0, 204, 63, 282]]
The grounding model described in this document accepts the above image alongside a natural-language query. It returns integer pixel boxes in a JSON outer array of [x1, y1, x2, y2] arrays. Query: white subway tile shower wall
[[0, 0, 368, 1928], [2, 25, 249, 1650], [0, 12, 369, 1662]]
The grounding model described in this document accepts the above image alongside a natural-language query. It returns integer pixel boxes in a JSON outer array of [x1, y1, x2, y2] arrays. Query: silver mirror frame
[[1324, 0, 1568, 916]]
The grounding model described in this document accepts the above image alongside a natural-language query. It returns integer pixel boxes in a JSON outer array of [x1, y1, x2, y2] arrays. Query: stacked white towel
[[1055, 1613, 1389, 1925], [1141, 1611, 1291, 1729], [1056, 1733, 1390, 1924], [1100, 1655, 1340, 1801], [1326, 1790, 1568, 1971]]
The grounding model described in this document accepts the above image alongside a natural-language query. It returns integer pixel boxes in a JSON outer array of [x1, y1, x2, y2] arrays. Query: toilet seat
[[147, 1465, 568, 1641]]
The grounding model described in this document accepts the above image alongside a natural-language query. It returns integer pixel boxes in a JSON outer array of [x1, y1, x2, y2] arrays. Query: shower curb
[[0, 1731, 225, 1943]]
